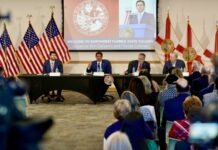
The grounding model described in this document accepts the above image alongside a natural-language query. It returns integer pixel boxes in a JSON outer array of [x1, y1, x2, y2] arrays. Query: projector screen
[[64, 0, 157, 51]]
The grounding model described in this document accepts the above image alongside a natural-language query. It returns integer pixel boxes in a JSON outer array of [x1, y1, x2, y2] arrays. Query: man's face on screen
[[96, 54, 103, 62], [136, 2, 145, 13]]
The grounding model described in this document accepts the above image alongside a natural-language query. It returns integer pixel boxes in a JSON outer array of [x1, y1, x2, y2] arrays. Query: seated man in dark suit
[[126, 53, 150, 74], [163, 52, 185, 74], [43, 51, 63, 102], [87, 51, 112, 74]]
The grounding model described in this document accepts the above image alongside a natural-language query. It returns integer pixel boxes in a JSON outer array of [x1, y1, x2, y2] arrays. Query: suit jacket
[[129, 12, 155, 26], [163, 93, 190, 122], [191, 75, 209, 96], [203, 90, 218, 106], [188, 71, 201, 85], [43, 59, 63, 74], [162, 59, 186, 74], [126, 60, 150, 73], [87, 59, 112, 74]]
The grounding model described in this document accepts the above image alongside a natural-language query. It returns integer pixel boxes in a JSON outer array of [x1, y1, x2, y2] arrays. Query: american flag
[[17, 23, 43, 74], [39, 13, 71, 63], [0, 25, 20, 77]]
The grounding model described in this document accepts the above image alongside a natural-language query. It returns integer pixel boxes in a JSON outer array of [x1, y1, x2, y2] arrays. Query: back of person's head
[[165, 74, 178, 85], [176, 79, 189, 93], [192, 60, 201, 72], [121, 111, 148, 150], [121, 91, 140, 111], [113, 99, 132, 120], [138, 76, 152, 95], [171, 68, 183, 78], [183, 96, 202, 119], [128, 77, 146, 105], [105, 131, 132, 150], [201, 66, 211, 75]]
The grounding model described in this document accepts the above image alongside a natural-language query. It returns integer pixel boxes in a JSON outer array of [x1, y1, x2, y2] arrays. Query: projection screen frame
[[61, 0, 159, 52]]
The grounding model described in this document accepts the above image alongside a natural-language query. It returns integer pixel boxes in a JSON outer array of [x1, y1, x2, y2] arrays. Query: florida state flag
[[176, 18, 204, 73], [204, 24, 218, 58], [155, 12, 180, 62]]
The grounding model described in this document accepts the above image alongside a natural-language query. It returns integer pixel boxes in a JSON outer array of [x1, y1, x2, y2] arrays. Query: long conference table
[[18, 74, 166, 104]]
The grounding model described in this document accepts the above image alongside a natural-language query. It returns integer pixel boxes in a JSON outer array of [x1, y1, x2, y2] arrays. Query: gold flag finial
[[27, 14, 32, 24], [167, 6, 170, 16], [50, 6, 55, 17]]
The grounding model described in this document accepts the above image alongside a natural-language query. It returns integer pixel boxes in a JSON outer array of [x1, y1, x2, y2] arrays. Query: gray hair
[[121, 91, 140, 111], [105, 131, 132, 150]]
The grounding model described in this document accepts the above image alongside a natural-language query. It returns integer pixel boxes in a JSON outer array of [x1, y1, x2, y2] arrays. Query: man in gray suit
[[128, 0, 155, 26]]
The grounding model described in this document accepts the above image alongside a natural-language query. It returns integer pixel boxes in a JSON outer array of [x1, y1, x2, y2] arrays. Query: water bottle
[[132, 67, 135, 73], [55, 68, 59, 73]]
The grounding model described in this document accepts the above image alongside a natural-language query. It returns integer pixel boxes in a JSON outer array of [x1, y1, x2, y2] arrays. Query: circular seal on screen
[[183, 47, 197, 62], [104, 75, 114, 86], [161, 39, 174, 54], [73, 0, 109, 36]]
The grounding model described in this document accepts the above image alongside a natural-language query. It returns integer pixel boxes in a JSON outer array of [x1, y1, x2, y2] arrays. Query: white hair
[[201, 66, 211, 75], [170, 52, 178, 58], [105, 131, 132, 150], [192, 60, 201, 71]]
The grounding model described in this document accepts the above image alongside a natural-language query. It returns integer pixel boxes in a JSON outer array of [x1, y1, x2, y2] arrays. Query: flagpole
[[3, 23, 9, 77], [27, 14, 32, 62]]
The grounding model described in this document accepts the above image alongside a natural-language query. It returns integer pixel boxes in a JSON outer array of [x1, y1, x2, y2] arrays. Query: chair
[[147, 139, 158, 150], [165, 121, 173, 145], [168, 138, 180, 150]]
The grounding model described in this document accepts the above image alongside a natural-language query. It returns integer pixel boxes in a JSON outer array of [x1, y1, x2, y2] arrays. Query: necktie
[[97, 62, 100, 72], [51, 62, 54, 72], [138, 63, 142, 71]]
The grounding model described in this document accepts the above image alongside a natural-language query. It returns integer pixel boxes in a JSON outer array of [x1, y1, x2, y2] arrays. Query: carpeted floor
[[27, 90, 119, 150]]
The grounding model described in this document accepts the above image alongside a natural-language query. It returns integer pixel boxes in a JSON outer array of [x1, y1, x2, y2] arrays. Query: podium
[[119, 24, 155, 39]]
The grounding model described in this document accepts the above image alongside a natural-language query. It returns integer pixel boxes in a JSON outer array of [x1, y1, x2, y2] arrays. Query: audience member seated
[[139, 70, 160, 93], [163, 79, 190, 124], [191, 66, 210, 97], [162, 52, 185, 74], [159, 74, 178, 106], [171, 68, 188, 85], [187, 60, 201, 85], [128, 77, 157, 108], [43, 51, 64, 102], [125, 53, 150, 74], [203, 77, 218, 106], [121, 91, 140, 111], [104, 100, 131, 146], [104, 131, 132, 150], [121, 90, 157, 136], [87, 51, 112, 74], [169, 96, 202, 140], [121, 111, 154, 150]]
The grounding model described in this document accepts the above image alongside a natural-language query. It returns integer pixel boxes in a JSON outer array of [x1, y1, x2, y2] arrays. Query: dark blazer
[[87, 59, 112, 74], [129, 12, 155, 26], [126, 60, 150, 74], [162, 59, 185, 74], [43, 59, 63, 74], [163, 93, 190, 122], [188, 71, 201, 85], [191, 75, 209, 96]]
